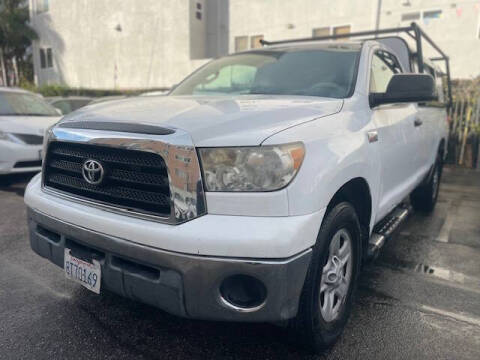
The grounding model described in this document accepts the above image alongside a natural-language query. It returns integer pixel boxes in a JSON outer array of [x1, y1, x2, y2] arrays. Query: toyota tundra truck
[[24, 24, 450, 351]]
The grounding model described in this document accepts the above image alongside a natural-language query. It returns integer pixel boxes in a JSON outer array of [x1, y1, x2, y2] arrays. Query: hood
[[59, 95, 343, 146], [0, 115, 61, 136]]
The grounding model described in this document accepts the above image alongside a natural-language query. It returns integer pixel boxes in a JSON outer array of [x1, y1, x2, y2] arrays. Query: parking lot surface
[[1, 167, 479, 360]]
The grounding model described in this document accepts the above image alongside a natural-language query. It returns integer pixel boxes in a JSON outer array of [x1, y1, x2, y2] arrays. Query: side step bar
[[367, 204, 412, 258]]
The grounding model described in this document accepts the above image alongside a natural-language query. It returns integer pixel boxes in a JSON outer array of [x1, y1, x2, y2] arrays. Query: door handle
[[414, 118, 423, 127], [367, 130, 378, 143]]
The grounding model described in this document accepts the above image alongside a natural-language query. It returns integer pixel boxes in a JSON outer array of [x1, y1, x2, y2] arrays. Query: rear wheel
[[289, 202, 361, 353], [410, 154, 442, 213]]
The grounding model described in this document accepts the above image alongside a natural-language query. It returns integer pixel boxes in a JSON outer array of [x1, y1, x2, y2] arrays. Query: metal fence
[[447, 82, 480, 168]]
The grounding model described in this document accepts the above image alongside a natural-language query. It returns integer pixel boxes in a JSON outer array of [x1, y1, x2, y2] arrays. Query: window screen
[[312, 27, 330, 37], [36, 0, 49, 14], [423, 10, 442, 20], [39, 49, 46, 69], [234, 36, 248, 52], [333, 25, 351, 41], [401, 12, 420, 21], [250, 35, 264, 49], [46, 48, 53, 68]]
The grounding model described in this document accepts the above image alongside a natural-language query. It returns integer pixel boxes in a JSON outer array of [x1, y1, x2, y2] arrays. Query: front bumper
[[0, 141, 42, 174], [28, 207, 312, 322]]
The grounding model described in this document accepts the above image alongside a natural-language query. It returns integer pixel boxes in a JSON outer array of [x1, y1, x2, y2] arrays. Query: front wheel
[[289, 202, 361, 352]]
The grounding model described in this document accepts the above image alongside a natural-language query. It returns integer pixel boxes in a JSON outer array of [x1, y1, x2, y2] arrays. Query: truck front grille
[[43, 141, 171, 217]]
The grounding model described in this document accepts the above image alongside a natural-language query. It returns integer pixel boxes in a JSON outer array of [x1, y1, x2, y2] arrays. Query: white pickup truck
[[25, 25, 449, 351]]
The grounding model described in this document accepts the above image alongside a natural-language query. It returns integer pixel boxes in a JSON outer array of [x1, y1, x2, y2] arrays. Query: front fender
[[263, 112, 381, 231]]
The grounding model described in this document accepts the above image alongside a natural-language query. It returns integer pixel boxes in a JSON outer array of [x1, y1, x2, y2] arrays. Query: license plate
[[64, 249, 101, 294]]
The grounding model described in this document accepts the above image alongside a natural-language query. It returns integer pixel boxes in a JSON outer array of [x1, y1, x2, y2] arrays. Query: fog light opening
[[220, 274, 267, 311]]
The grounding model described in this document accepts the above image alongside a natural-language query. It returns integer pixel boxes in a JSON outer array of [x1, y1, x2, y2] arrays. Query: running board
[[367, 204, 412, 258]]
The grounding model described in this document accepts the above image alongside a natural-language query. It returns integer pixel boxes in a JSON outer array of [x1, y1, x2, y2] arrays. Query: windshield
[[0, 92, 59, 116], [171, 47, 360, 98]]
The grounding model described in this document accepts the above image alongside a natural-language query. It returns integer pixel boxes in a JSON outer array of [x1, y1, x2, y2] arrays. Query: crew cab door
[[369, 50, 422, 221]]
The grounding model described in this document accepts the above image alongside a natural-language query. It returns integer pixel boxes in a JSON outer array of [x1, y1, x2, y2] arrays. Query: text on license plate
[[64, 248, 101, 294]]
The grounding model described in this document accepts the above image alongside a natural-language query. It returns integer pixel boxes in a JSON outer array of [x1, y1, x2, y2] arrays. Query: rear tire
[[289, 202, 361, 353], [410, 154, 442, 213]]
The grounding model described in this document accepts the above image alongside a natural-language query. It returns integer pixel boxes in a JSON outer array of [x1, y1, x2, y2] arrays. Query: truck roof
[[235, 42, 363, 56]]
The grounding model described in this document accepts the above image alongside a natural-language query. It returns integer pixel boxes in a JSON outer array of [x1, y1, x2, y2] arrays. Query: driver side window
[[369, 51, 402, 93]]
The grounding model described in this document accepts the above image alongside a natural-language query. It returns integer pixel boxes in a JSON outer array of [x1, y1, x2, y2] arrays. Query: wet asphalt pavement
[[0, 167, 479, 360]]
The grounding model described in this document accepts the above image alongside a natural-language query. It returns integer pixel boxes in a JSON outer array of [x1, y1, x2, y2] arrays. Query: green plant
[[0, 0, 38, 85]]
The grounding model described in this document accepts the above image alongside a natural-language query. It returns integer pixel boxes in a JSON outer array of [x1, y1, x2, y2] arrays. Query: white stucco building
[[29, 0, 480, 89]]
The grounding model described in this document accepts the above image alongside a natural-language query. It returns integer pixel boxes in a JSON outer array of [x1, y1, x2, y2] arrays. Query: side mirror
[[369, 74, 436, 108]]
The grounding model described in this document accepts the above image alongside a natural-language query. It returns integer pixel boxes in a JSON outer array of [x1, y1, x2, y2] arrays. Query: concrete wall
[[190, 0, 207, 59], [379, 0, 480, 79], [228, 0, 378, 51], [206, 0, 230, 58], [29, 0, 480, 89], [29, 0, 209, 89], [228, 0, 480, 79]]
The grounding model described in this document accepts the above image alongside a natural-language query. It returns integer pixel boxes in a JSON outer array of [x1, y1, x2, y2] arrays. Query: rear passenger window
[[369, 51, 402, 93]]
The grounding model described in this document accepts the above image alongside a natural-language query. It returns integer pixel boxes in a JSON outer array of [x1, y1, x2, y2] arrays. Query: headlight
[[199, 142, 305, 192]]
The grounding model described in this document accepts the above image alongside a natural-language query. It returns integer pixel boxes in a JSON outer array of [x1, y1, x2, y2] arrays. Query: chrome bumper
[[27, 207, 312, 322]]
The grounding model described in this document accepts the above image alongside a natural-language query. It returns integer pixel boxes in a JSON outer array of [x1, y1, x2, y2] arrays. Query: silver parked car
[[46, 96, 93, 114]]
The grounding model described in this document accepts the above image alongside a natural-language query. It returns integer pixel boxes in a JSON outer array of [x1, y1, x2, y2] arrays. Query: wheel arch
[[325, 177, 373, 259]]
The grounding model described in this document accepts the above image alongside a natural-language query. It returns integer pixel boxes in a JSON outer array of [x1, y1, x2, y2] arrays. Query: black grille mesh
[[44, 142, 171, 217]]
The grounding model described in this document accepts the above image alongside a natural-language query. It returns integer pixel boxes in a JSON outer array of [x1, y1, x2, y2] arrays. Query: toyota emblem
[[82, 159, 105, 185]]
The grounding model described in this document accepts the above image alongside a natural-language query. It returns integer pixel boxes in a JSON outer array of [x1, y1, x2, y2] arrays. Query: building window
[[250, 35, 264, 49], [333, 25, 351, 36], [333, 25, 351, 41], [195, 1, 202, 20], [39, 48, 53, 69], [46, 48, 53, 67], [423, 10, 442, 20], [39, 49, 46, 69], [312, 27, 330, 37], [234, 36, 248, 52], [36, 0, 49, 14], [401, 12, 420, 21]]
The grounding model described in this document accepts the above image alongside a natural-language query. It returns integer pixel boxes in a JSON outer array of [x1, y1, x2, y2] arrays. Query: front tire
[[289, 202, 361, 353]]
